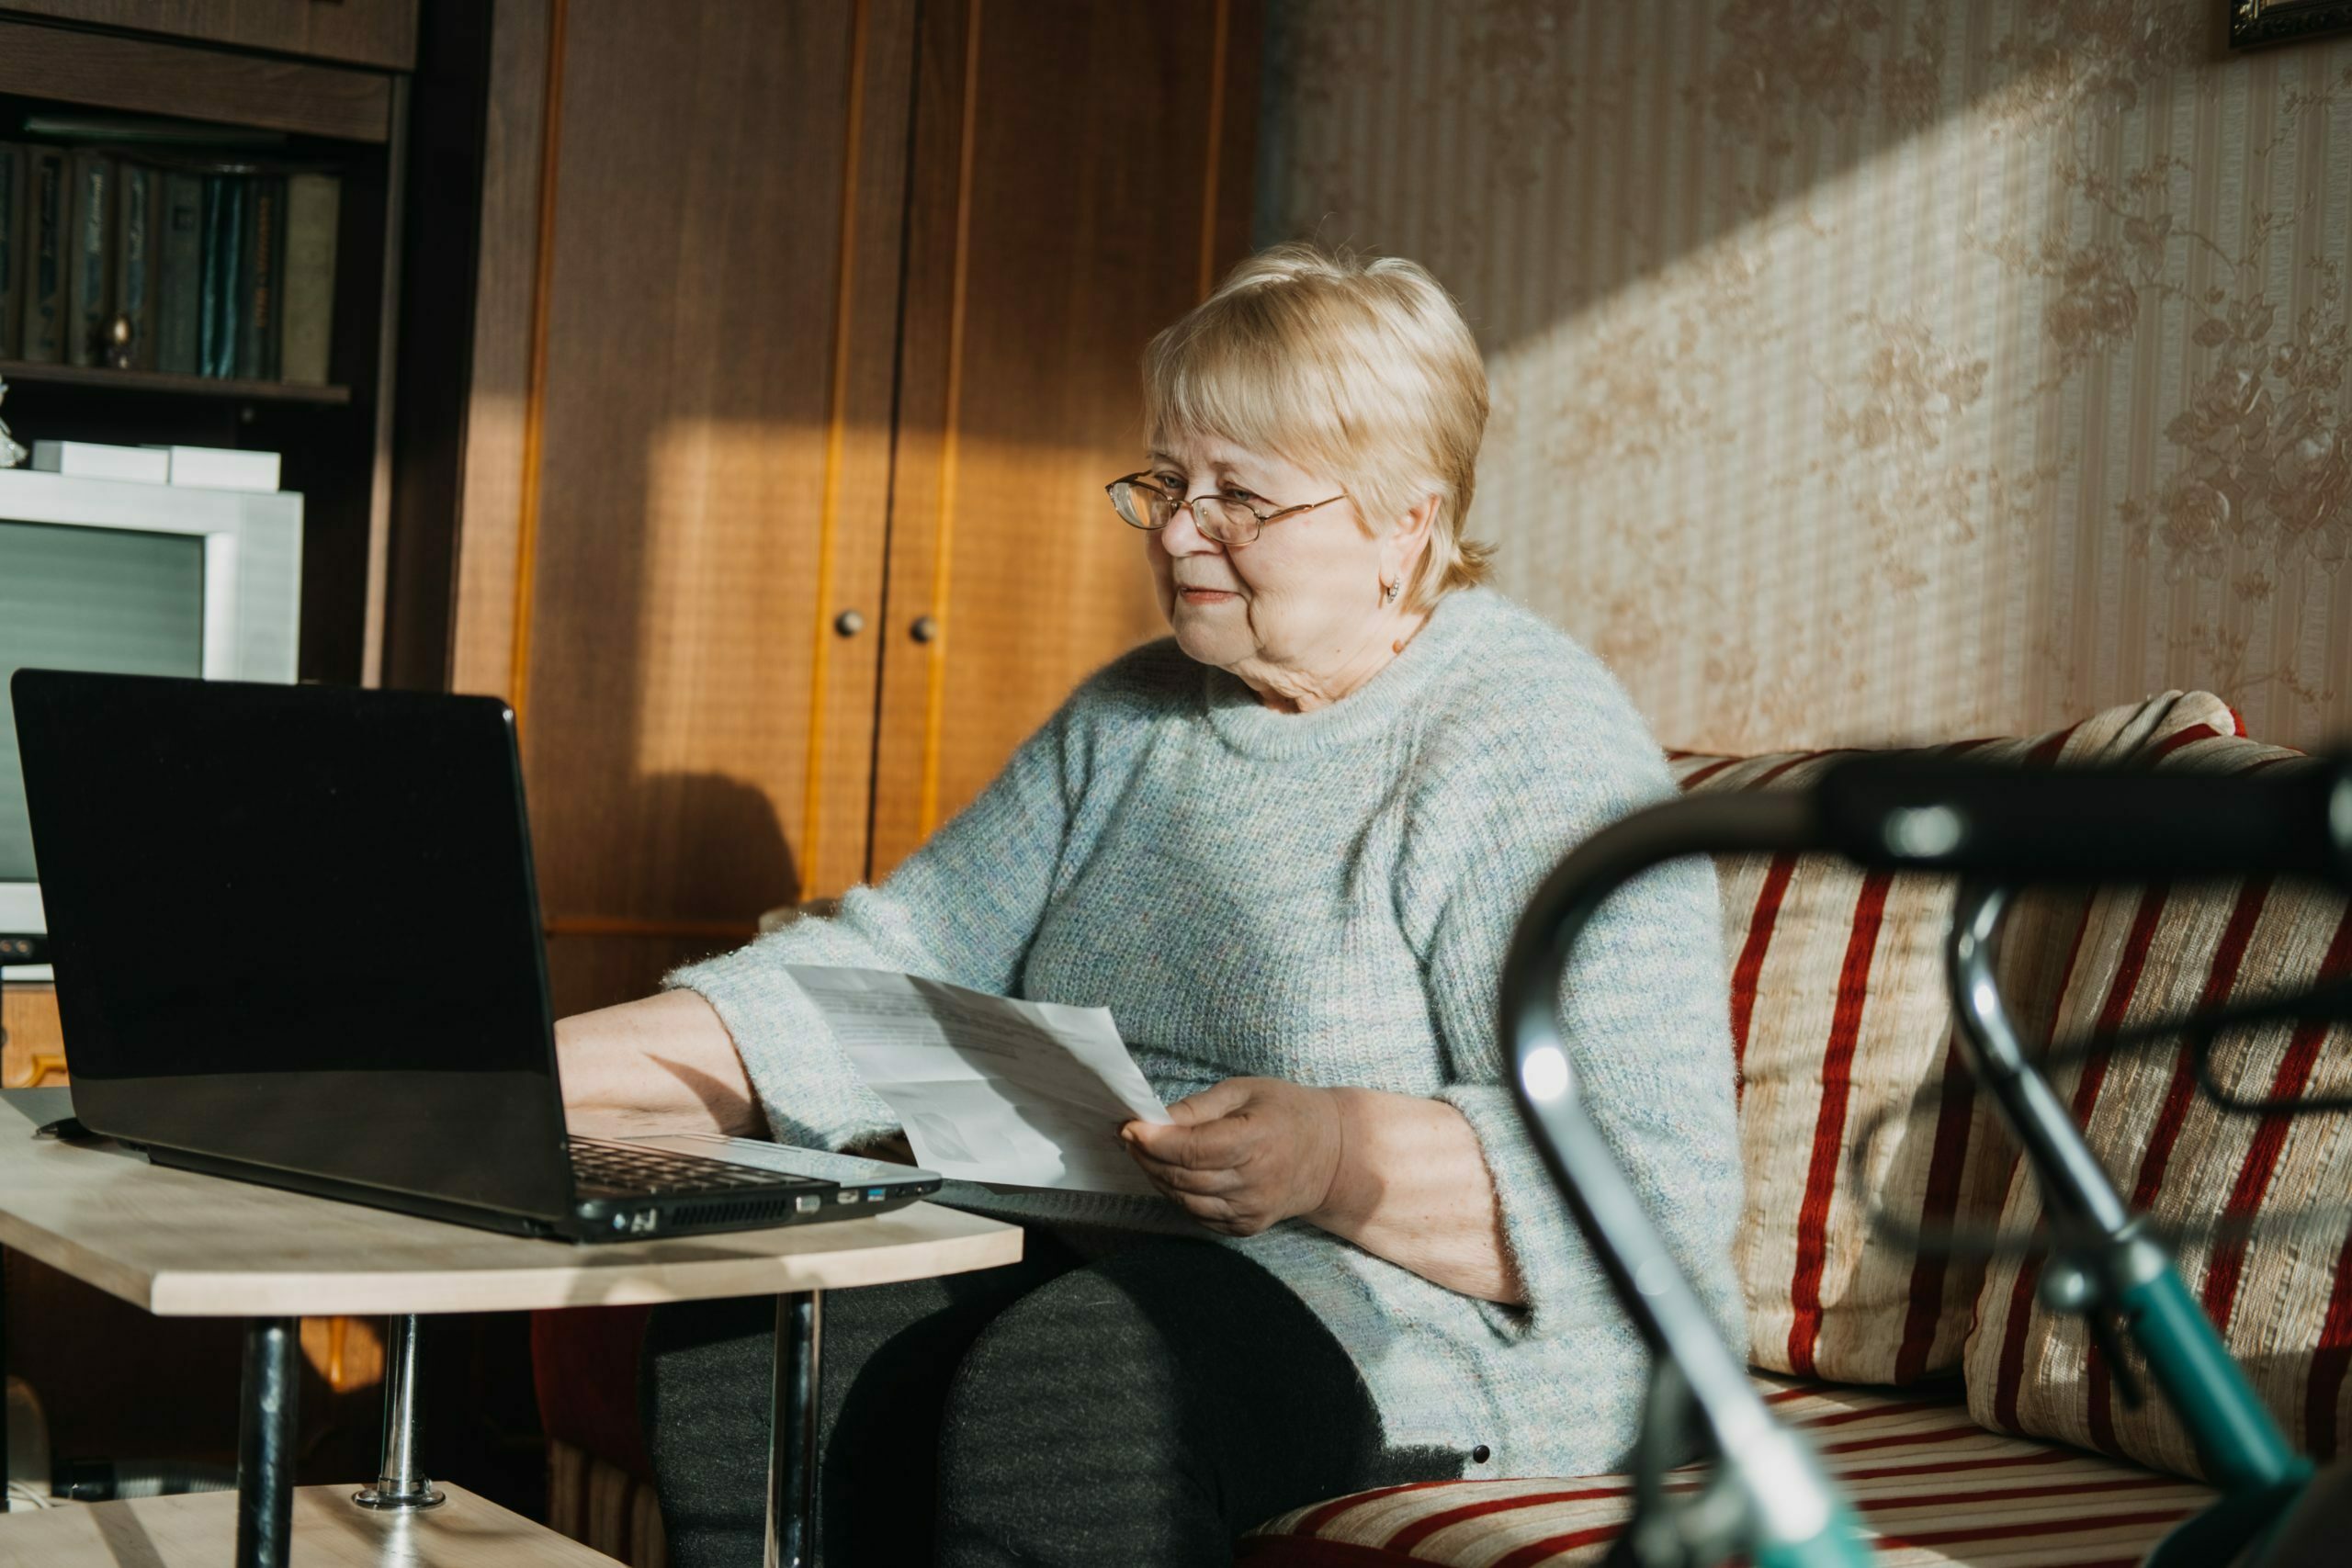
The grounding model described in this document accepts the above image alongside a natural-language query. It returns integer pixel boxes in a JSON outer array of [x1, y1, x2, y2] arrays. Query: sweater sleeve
[[662, 691, 1083, 1150], [1402, 664, 1744, 1347]]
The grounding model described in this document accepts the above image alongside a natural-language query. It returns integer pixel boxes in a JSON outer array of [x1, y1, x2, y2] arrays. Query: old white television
[[0, 468, 302, 978]]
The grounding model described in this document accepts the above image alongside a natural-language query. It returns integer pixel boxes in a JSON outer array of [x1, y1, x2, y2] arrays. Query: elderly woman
[[556, 243, 1742, 1567]]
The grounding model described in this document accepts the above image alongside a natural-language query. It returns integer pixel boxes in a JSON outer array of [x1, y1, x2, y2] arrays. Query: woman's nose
[[1159, 497, 1220, 554]]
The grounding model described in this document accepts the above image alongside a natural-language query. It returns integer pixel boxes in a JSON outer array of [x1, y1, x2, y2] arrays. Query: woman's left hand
[[1121, 1077, 1345, 1236]]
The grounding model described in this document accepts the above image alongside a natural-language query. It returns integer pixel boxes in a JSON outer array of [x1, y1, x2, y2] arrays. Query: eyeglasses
[[1104, 474, 1347, 547]]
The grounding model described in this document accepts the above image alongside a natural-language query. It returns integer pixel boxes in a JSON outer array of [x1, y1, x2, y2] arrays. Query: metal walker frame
[[1501, 751, 2352, 1568]]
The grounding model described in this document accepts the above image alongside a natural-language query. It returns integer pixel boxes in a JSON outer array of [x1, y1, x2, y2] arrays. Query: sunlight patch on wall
[[637, 416, 831, 784], [1263, 0, 2352, 751]]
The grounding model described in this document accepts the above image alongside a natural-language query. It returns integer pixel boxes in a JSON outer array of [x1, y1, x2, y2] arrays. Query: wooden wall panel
[[868, 0, 1261, 877]]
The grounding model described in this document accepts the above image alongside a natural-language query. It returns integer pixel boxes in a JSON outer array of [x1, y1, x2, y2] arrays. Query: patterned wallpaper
[[1257, 0, 2352, 752]]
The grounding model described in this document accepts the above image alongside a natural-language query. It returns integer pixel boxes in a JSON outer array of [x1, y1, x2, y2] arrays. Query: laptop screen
[[10, 670, 572, 1221]]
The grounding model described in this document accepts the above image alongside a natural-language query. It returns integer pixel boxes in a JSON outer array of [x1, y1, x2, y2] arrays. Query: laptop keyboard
[[569, 1137, 830, 1199]]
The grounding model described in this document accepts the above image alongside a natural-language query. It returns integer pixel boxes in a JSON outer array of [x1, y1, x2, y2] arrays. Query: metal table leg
[[355, 1314, 444, 1510], [234, 1317, 300, 1568], [765, 1290, 822, 1568]]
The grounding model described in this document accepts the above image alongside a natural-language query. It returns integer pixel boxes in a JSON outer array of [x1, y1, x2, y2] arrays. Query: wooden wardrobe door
[[514, 0, 915, 1014], [866, 0, 1261, 879]]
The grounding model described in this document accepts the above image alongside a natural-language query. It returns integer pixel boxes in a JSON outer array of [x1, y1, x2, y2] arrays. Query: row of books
[[0, 146, 339, 384]]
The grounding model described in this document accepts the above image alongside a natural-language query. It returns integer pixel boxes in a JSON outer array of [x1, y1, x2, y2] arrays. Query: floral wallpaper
[[1258, 0, 2352, 751]]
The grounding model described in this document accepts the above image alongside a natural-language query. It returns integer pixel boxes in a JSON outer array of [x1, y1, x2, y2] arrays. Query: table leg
[[765, 1289, 822, 1568], [354, 1314, 445, 1510], [234, 1317, 300, 1568]]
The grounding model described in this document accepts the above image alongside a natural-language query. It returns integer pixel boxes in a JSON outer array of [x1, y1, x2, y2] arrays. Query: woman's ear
[[1385, 491, 1441, 582]]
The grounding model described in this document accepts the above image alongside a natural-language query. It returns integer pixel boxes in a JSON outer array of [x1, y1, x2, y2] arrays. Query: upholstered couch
[[537, 690, 2352, 1568]]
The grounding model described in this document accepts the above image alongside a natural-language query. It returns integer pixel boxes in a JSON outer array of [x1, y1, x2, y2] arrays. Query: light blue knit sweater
[[667, 587, 1744, 1478]]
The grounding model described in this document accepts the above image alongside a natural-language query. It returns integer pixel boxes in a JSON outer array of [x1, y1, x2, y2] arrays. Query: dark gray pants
[[640, 1229, 1464, 1566]]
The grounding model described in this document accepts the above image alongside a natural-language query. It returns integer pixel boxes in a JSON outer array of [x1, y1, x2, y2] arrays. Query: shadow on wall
[[1257, 0, 2352, 755], [628, 770, 798, 926], [538, 769, 797, 1021]]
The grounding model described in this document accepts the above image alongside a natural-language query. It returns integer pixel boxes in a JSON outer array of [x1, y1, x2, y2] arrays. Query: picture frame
[[2229, 0, 2352, 48]]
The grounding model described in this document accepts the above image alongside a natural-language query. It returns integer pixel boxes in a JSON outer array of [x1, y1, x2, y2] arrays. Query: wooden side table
[[0, 1090, 1022, 1566], [0, 1483, 617, 1567]]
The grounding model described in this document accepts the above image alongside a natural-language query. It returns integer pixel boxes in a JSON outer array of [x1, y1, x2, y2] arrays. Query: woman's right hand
[[554, 988, 768, 1139]]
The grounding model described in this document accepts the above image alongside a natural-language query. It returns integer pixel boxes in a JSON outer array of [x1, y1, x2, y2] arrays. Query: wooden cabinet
[[514, 1, 895, 1015], [0, 1, 419, 69], [870, 0, 1259, 871], [391, 0, 1261, 1017]]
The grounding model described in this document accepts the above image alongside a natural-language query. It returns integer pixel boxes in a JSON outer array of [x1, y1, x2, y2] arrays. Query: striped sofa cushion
[[1241, 1378, 2213, 1566], [1963, 726, 2352, 1479], [1670, 691, 2239, 1383]]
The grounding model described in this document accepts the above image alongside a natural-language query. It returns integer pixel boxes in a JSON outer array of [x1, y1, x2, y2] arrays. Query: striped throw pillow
[[1962, 725, 2352, 1478], [1672, 691, 2240, 1383]]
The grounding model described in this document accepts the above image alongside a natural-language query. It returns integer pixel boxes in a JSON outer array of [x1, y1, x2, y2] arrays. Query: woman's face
[[1142, 431, 1432, 711]]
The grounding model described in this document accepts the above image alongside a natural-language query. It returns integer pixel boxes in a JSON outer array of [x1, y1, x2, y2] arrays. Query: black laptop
[[9, 668, 940, 1243]]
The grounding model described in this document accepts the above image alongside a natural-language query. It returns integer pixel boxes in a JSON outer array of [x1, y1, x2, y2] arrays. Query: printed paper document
[[786, 964, 1170, 1195]]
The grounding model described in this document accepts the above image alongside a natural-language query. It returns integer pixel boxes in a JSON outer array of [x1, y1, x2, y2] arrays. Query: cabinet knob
[[833, 609, 866, 637], [910, 615, 940, 644]]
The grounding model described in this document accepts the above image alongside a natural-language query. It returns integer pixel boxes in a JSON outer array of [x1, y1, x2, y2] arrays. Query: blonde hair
[[1141, 242, 1492, 609]]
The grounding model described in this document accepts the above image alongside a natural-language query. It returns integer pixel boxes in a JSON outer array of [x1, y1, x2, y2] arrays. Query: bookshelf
[[0, 0, 432, 1522], [0, 359, 353, 403], [0, 14, 406, 687]]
